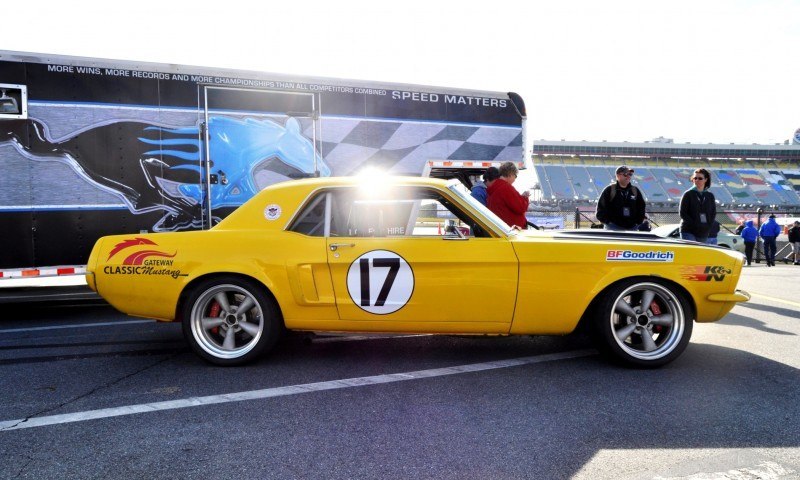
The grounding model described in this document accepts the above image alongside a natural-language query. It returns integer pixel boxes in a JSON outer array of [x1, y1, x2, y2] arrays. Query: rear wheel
[[182, 276, 281, 366], [593, 280, 692, 368]]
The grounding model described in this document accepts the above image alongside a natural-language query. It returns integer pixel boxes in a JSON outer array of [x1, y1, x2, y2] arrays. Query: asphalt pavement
[[0, 263, 798, 479]]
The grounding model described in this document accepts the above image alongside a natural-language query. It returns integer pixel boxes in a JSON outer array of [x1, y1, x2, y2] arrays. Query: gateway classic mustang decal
[[103, 238, 183, 279]]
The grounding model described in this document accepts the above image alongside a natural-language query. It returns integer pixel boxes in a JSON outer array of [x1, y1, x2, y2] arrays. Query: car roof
[[216, 176, 456, 231], [265, 175, 451, 192]]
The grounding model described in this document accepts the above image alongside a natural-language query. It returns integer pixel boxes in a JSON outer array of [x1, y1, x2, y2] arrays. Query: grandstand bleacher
[[531, 140, 800, 210]]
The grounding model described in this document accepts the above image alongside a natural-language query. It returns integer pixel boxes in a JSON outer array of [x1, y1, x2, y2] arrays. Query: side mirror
[[444, 219, 466, 240]]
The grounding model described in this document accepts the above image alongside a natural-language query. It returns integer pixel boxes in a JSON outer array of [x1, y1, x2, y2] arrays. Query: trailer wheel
[[182, 276, 281, 366], [593, 280, 692, 368]]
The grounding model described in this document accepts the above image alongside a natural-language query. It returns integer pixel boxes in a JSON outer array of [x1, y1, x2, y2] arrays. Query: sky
[[3, 0, 799, 147]]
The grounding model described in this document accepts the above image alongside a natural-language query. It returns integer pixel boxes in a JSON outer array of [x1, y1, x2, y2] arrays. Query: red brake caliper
[[209, 301, 221, 335], [650, 301, 663, 333]]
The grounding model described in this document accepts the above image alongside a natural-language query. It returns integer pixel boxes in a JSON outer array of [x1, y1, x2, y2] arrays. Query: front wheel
[[593, 280, 693, 368], [182, 276, 281, 366]]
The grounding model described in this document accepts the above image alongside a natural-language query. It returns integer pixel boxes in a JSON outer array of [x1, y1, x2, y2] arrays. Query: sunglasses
[[617, 172, 632, 177], [691, 176, 706, 181]]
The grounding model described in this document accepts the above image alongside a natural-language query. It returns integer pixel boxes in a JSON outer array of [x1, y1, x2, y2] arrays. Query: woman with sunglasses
[[679, 168, 716, 243]]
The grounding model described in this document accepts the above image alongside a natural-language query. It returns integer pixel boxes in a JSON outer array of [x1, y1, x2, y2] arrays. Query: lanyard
[[695, 191, 706, 205]]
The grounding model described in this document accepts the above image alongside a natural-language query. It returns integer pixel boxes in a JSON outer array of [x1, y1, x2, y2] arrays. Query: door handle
[[329, 243, 356, 251]]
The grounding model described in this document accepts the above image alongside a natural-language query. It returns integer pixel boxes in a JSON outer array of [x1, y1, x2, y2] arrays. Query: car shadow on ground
[[717, 311, 797, 336], [734, 301, 800, 322]]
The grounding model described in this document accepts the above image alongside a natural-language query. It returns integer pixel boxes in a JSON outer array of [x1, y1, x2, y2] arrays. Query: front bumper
[[707, 289, 750, 303]]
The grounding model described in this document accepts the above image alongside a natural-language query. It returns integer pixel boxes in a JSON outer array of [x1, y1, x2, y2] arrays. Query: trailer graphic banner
[[0, 83, 26, 119], [0, 53, 524, 269], [2, 115, 327, 231]]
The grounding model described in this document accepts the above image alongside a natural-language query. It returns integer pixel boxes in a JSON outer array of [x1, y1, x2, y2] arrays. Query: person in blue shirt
[[740, 220, 758, 266], [759, 214, 782, 267], [470, 167, 500, 206]]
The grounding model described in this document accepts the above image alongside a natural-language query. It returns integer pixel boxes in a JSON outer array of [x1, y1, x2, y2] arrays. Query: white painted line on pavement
[[0, 320, 154, 334], [0, 349, 596, 431]]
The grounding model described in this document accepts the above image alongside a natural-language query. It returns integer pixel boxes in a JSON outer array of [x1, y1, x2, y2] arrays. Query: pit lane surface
[[1, 265, 799, 479]]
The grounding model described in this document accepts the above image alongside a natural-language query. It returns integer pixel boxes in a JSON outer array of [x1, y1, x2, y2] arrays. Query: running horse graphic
[[1, 116, 330, 231]]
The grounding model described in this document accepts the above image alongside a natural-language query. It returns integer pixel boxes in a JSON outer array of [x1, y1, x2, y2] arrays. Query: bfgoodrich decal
[[606, 250, 675, 262]]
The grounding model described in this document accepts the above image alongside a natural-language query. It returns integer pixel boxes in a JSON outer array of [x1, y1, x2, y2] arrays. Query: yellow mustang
[[86, 176, 749, 367]]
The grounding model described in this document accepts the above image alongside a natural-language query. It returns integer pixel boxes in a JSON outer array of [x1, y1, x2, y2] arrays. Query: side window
[[288, 193, 327, 236], [411, 197, 464, 237], [328, 187, 488, 238], [328, 188, 413, 238], [410, 195, 485, 237], [333, 196, 414, 237]]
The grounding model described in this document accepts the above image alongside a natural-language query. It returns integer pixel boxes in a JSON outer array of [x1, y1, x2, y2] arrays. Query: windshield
[[651, 224, 678, 237], [447, 181, 514, 235]]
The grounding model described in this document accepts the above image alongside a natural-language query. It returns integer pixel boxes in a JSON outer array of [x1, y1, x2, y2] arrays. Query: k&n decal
[[680, 266, 732, 282]]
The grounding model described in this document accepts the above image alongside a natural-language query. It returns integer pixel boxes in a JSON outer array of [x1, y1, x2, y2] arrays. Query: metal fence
[[527, 205, 797, 264]]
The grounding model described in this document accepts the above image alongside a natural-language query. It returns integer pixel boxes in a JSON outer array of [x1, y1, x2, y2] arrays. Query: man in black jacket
[[595, 165, 647, 231], [787, 220, 800, 265]]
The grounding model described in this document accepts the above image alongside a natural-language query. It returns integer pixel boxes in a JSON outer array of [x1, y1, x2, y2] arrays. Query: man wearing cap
[[595, 166, 647, 231], [759, 214, 782, 267]]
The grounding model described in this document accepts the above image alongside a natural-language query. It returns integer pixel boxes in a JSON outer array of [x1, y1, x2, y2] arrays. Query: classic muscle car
[[86, 176, 749, 367]]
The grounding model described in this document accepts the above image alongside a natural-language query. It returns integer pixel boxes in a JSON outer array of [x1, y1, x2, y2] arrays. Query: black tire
[[181, 276, 281, 366], [592, 279, 693, 368]]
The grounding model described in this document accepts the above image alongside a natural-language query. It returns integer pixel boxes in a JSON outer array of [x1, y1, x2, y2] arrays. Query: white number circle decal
[[346, 250, 414, 315]]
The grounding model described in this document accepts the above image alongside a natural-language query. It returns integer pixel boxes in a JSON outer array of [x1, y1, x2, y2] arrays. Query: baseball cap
[[616, 165, 634, 175]]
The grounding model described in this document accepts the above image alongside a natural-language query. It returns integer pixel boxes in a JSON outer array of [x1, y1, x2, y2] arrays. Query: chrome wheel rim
[[609, 282, 685, 361], [190, 284, 264, 360]]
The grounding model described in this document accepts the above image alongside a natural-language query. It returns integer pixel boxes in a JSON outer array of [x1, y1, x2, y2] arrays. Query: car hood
[[520, 228, 697, 247]]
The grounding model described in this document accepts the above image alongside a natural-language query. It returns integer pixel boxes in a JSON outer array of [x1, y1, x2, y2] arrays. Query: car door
[[325, 185, 517, 334]]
